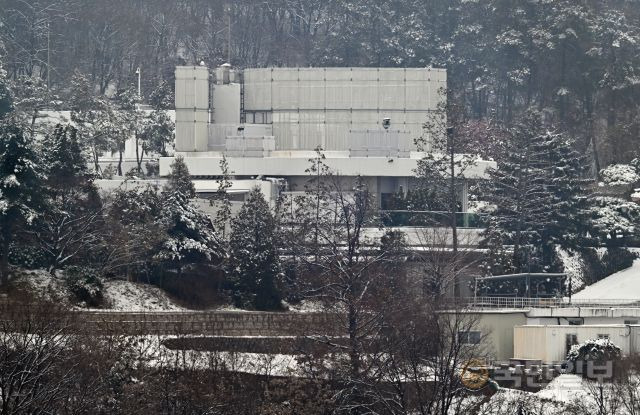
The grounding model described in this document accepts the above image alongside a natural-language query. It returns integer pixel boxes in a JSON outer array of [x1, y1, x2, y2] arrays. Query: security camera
[[382, 117, 391, 130]]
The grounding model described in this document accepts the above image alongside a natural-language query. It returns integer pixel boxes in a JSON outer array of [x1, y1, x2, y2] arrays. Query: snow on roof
[[573, 259, 640, 300]]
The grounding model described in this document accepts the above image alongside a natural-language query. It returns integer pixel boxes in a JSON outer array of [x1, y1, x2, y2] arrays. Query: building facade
[[161, 64, 495, 218]]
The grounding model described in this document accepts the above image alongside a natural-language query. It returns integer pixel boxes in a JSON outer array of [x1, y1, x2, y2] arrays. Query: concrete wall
[[159, 154, 496, 179], [477, 311, 527, 362], [526, 307, 640, 325], [243, 67, 446, 151], [212, 83, 241, 124], [175, 66, 209, 152]]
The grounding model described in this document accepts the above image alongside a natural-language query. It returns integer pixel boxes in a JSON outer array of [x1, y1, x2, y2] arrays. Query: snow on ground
[[15, 269, 70, 304], [536, 374, 587, 402], [101, 279, 185, 311], [573, 258, 640, 300], [286, 299, 325, 313], [14, 269, 186, 311]]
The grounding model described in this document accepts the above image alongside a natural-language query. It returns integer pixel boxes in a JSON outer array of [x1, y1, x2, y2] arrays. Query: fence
[[464, 297, 640, 309]]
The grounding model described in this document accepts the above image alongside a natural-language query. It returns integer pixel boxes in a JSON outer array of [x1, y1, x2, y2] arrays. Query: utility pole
[[227, 4, 232, 64]]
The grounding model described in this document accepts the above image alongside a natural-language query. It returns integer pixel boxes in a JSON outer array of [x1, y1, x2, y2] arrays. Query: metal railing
[[464, 297, 640, 309]]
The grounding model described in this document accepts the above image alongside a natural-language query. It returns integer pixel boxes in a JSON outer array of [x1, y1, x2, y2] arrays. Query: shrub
[[579, 248, 636, 285], [567, 338, 622, 363], [64, 266, 103, 307], [601, 248, 636, 276], [8, 243, 48, 269], [567, 338, 622, 378]]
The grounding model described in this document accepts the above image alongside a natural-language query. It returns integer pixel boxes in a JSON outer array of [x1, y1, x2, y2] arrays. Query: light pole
[[135, 67, 141, 99]]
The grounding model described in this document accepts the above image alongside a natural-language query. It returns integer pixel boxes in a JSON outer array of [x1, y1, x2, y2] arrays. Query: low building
[[514, 324, 640, 363], [160, 64, 496, 230]]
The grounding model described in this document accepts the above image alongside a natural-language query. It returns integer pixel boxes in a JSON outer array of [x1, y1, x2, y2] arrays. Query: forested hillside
[[2, 0, 640, 168]]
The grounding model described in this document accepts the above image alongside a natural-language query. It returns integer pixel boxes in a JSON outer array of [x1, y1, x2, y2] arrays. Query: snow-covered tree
[[69, 71, 116, 174], [227, 187, 282, 310], [482, 111, 591, 273], [100, 184, 164, 277], [0, 121, 44, 285], [112, 88, 141, 176], [212, 155, 233, 239], [163, 155, 196, 199], [155, 190, 221, 276], [599, 164, 640, 187], [138, 109, 174, 162], [587, 197, 640, 245], [34, 125, 102, 274], [9, 75, 57, 136], [0, 62, 11, 118]]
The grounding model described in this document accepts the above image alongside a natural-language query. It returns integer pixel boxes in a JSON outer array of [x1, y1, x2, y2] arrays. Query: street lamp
[[135, 67, 141, 99]]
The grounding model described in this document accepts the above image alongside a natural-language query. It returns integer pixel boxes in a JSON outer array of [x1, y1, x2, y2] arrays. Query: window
[[625, 320, 638, 325], [568, 319, 583, 326], [458, 331, 482, 345], [597, 334, 610, 340], [565, 334, 578, 355]]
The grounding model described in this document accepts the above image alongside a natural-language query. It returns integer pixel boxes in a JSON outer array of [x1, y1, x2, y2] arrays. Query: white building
[[159, 64, 495, 223]]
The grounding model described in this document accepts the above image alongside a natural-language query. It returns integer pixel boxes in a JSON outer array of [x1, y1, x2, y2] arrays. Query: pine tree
[[0, 121, 44, 285], [227, 187, 282, 310], [164, 156, 196, 199], [35, 125, 102, 274], [483, 111, 591, 273], [41, 125, 94, 197], [155, 190, 221, 275]]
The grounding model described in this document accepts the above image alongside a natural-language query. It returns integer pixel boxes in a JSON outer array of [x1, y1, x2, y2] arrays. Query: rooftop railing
[[463, 297, 640, 309]]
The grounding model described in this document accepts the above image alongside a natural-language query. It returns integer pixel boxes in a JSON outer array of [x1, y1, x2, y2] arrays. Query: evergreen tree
[[35, 125, 102, 274], [227, 187, 282, 310], [155, 190, 220, 276], [0, 121, 44, 285], [164, 156, 196, 199], [139, 109, 174, 160], [41, 125, 95, 198], [69, 71, 116, 174], [482, 111, 590, 273]]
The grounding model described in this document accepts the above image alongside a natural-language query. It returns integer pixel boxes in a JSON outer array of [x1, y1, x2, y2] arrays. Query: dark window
[[458, 331, 482, 345], [565, 333, 578, 355]]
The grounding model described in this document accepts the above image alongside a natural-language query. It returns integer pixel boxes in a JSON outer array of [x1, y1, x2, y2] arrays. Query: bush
[[64, 266, 103, 307], [579, 248, 636, 285], [602, 248, 636, 276], [567, 338, 622, 378], [8, 243, 48, 269]]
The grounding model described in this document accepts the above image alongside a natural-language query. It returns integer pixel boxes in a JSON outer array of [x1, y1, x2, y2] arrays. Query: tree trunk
[[0, 223, 11, 287], [117, 148, 124, 176], [448, 128, 459, 298], [347, 303, 360, 379], [135, 133, 144, 173]]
